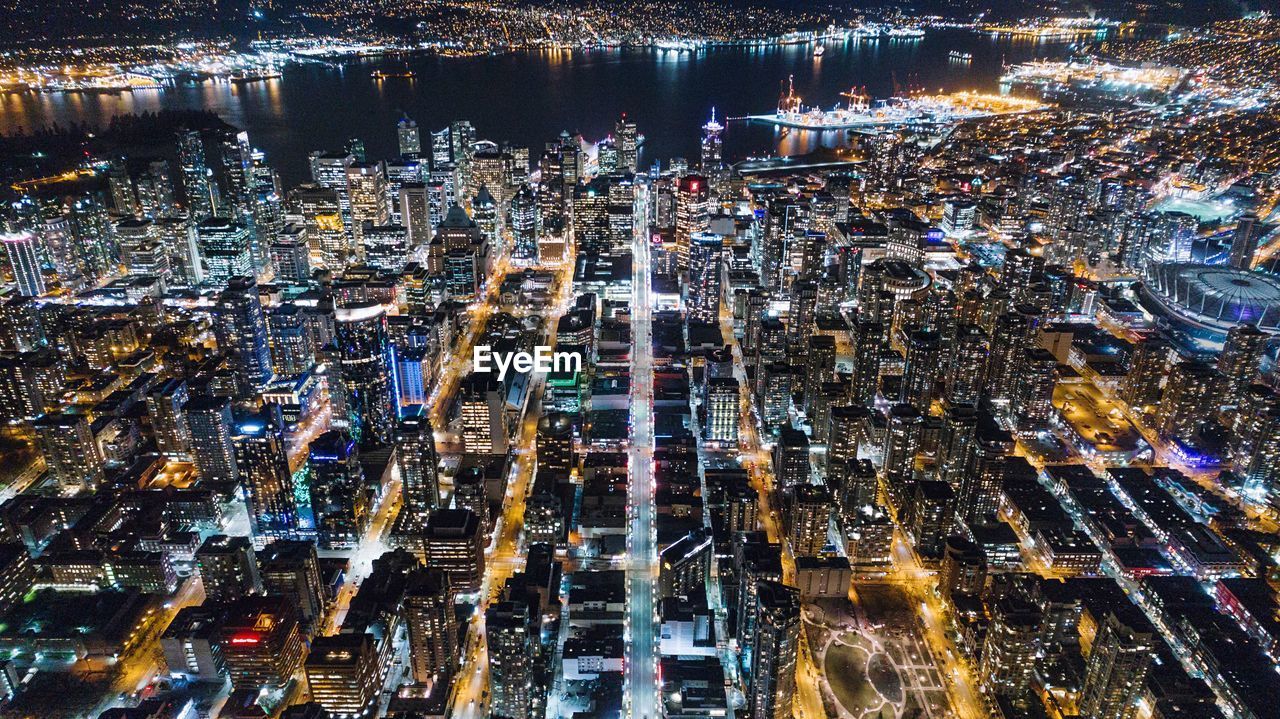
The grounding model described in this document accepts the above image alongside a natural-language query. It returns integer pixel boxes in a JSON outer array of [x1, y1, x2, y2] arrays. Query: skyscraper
[[34, 411, 104, 493], [789, 484, 832, 557], [397, 116, 422, 157], [675, 175, 710, 270], [234, 413, 298, 540], [146, 378, 192, 461], [398, 407, 441, 531], [404, 567, 458, 687], [748, 580, 800, 719], [700, 108, 724, 169], [186, 396, 239, 483], [459, 373, 508, 455], [687, 232, 724, 323], [510, 183, 538, 261], [704, 377, 740, 445], [196, 218, 253, 288], [2, 233, 44, 297], [902, 328, 941, 407], [1228, 213, 1259, 269], [346, 162, 390, 251], [487, 601, 535, 719], [308, 430, 368, 549], [1156, 361, 1219, 441], [1078, 610, 1157, 719], [423, 509, 485, 591], [1218, 323, 1267, 408], [213, 276, 275, 395], [772, 427, 810, 489], [883, 404, 924, 512], [335, 302, 395, 446]]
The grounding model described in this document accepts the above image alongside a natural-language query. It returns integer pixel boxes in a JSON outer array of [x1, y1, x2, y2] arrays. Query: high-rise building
[[902, 329, 941, 407], [487, 601, 535, 719], [213, 276, 275, 395], [2, 233, 44, 296], [196, 218, 253, 288], [700, 108, 724, 169], [294, 184, 347, 269], [852, 320, 883, 406], [1156, 361, 1219, 441], [1121, 336, 1169, 412], [271, 223, 311, 283], [882, 404, 923, 512], [258, 540, 325, 635], [1218, 323, 1267, 409], [1228, 213, 1260, 269], [347, 162, 390, 251], [308, 430, 368, 549], [704, 377, 740, 445], [404, 567, 458, 687], [34, 411, 104, 493], [1078, 610, 1157, 719], [196, 534, 262, 602], [1013, 347, 1058, 435], [909, 480, 955, 557], [789, 484, 832, 557], [306, 634, 380, 719], [398, 116, 422, 157], [218, 596, 308, 692], [234, 414, 298, 539], [687, 232, 724, 323], [400, 182, 432, 249], [423, 509, 485, 592], [186, 396, 239, 483], [773, 427, 810, 489], [675, 175, 710, 269], [979, 595, 1042, 705], [510, 183, 538, 261], [536, 412, 576, 476], [147, 378, 192, 461], [748, 580, 800, 719], [946, 323, 988, 406], [459, 373, 508, 455], [335, 302, 395, 446], [397, 407, 441, 531]]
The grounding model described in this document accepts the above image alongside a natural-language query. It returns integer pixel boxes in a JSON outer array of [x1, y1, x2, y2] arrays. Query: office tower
[[1121, 335, 1169, 412], [675, 174, 710, 269], [147, 378, 192, 461], [404, 567, 458, 687], [218, 596, 307, 692], [537, 412, 576, 476], [33, 411, 104, 493], [258, 540, 325, 635], [178, 129, 215, 219], [688, 231, 724, 323], [701, 108, 724, 169], [910, 480, 954, 557], [487, 601, 534, 719], [161, 606, 225, 681], [196, 535, 262, 601], [759, 362, 794, 432], [1078, 611, 1157, 719], [902, 328, 941, 407], [398, 116, 422, 156], [616, 114, 639, 172], [882, 404, 923, 511], [308, 430, 368, 549], [306, 634, 380, 718], [270, 223, 310, 282], [459, 373, 508, 455], [852, 320, 883, 406], [790, 484, 832, 557], [510, 183, 538, 261], [1218, 323, 1267, 408], [347, 162, 390, 251], [1156, 361, 1219, 441], [186, 396, 239, 483], [1228, 213, 1259, 269], [398, 407, 441, 530], [267, 304, 314, 377], [979, 595, 1042, 705], [773, 427, 810, 489], [234, 414, 298, 539], [294, 184, 347, 268], [335, 302, 395, 446], [1013, 347, 1058, 434], [196, 218, 253, 288], [213, 276, 275, 395], [571, 178, 610, 253], [941, 198, 976, 237], [400, 182, 432, 249], [748, 580, 800, 719], [704, 377, 740, 444], [423, 509, 484, 591], [658, 528, 712, 600], [945, 323, 987, 406], [2, 233, 44, 296], [362, 223, 409, 273]]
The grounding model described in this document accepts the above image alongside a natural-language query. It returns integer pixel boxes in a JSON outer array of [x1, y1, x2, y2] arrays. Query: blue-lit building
[[233, 413, 298, 540], [213, 276, 275, 396], [335, 302, 395, 446]]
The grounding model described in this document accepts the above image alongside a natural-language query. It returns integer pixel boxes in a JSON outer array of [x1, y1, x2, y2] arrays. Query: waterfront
[[0, 29, 1075, 184]]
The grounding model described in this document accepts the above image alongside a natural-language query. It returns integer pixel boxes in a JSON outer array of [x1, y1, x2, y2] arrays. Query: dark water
[[0, 28, 1075, 185]]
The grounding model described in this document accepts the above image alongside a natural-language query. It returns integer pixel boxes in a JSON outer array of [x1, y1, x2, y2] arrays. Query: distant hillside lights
[[472, 345, 582, 381]]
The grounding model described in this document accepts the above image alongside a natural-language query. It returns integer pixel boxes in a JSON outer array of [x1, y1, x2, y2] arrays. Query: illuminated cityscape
[[3, 2, 1280, 719]]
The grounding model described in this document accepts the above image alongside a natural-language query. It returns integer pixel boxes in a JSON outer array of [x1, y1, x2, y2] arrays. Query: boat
[[813, 45, 825, 57], [948, 50, 973, 61], [371, 69, 417, 80], [888, 26, 926, 38], [230, 68, 281, 83]]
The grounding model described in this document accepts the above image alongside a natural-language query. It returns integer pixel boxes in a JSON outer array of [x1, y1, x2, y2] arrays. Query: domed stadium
[[1138, 263, 1280, 349]]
